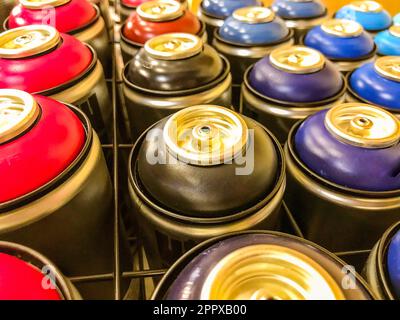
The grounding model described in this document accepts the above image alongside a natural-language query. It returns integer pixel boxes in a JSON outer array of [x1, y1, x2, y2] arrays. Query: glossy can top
[[0, 252, 62, 300], [218, 6, 290, 45], [122, 0, 201, 44], [161, 232, 372, 300], [0, 90, 85, 204], [201, 0, 261, 19], [294, 103, 400, 192], [304, 19, 375, 60], [0, 26, 92, 93], [134, 105, 281, 218], [8, 0, 97, 33], [387, 228, 400, 299], [125, 33, 224, 91], [335, 1, 392, 32], [272, 0, 327, 19], [375, 26, 400, 56], [248, 45, 343, 103], [349, 56, 400, 110]]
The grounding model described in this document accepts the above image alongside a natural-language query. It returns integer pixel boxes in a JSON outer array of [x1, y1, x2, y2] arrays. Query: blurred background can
[[213, 6, 294, 109], [120, 0, 206, 65], [5, 0, 112, 78], [198, 0, 261, 43], [272, 0, 329, 43], [303, 18, 376, 73], [335, 1, 392, 37]]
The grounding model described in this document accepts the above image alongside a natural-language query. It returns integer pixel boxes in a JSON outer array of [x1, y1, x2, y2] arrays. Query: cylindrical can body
[[49, 55, 113, 142], [0, 26, 112, 142], [122, 33, 232, 140], [5, 0, 112, 78], [284, 104, 400, 253], [0, 92, 133, 299], [0, 241, 82, 300], [241, 46, 346, 143], [120, 0, 206, 65], [128, 106, 286, 268], [272, 0, 329, 43], [73, 5, 112, 78], [213, 6, 294, 109], [303, 19, 376, 73], [364, 222, 400, 300], [91, 0, 113, 35], [152, 231, 374, 300], [122, 64, 232, 139]]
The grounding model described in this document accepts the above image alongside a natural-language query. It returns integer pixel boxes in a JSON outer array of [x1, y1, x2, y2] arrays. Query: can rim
[[144, 33, 203, 60], [232, 6, 275, 24], [162, 105, 249, 166], [349, 0, 383, 13], [269, 45, 325, 74], [324, 103, 400, 149], [137, 0, 184, 22], [0, 89, 40, 144], [374, 56, 400, 82], [389, 25, 400, 38], [321, 19, 363, 37], [200, 244, 345, 300], [0, 25, 60, 59]]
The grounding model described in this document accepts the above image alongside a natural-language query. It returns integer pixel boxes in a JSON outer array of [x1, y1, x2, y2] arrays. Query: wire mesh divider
[[66, 0, 373, 300]]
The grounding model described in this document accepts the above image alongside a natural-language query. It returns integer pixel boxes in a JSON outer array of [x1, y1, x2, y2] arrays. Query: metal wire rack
[[66, 0, 373, 300]]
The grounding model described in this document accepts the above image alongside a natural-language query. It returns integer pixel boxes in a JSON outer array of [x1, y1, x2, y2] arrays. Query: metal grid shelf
[[67, 1, 372, 300]]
